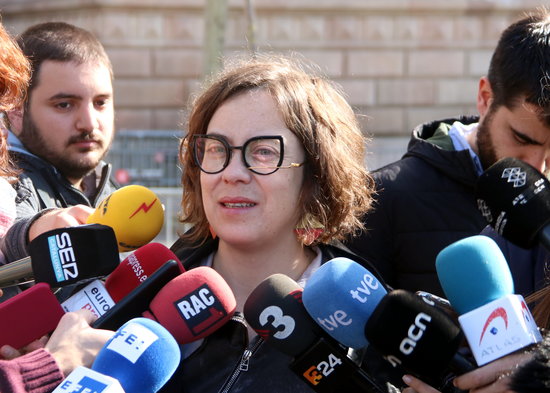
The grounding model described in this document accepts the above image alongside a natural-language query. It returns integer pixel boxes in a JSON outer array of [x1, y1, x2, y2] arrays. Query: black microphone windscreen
[[364, 289, 464, 382], [29, 224, 120, 287], [243, 274, 322, 357], [475, 157, 550, 248]]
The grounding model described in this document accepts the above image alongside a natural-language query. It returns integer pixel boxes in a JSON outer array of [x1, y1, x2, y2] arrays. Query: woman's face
[[200, 89, 305, 249]]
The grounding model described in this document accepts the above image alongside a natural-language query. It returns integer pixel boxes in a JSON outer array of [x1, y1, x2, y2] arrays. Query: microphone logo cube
[[501, 167, 526, 188], [106, 322, 159, 363], [47, 232, 79, 283], [175, 283, 228, 337]]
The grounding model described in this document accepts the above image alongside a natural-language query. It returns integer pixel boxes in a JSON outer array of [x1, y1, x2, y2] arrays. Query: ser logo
[[303, 353, 343, 386], [47, 232, 79, 282]]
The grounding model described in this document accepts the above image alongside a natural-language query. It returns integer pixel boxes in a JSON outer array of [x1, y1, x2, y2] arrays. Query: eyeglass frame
[[190, 134, 305, 175]]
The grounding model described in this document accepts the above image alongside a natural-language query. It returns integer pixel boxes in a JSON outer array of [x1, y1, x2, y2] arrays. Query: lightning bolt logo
[[129, 198, 158, 219], [479, 307, 508, 345]]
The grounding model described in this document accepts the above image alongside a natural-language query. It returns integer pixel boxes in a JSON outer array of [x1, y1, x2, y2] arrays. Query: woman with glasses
[[161, 55, 384, 392]]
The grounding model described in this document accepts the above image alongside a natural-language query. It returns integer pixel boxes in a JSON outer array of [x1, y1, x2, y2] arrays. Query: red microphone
[[0, 283, 65, 349], [105, 243, 185, 302], [147, 266, 236, 343], [62, 243, 185, 316]]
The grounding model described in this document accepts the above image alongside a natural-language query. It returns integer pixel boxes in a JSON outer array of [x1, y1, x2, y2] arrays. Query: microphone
[[86, 185, 165, 252], [62, 243, 185, 317], [0, 282, 65, 349], [243, 273, 385, 393], [147, 266, 236, 344], [0, 224, 119, 288], [364, 289, 474, 384], [302, 257, 387, 349], [93, 259, 183, 330], [105, 242, 185, 302], [92, 318, 180, 393], [52, 366, 124, 393], [475, 157, 550, 250], [436, 235, 542, 366], [54, 317, 180, 393]]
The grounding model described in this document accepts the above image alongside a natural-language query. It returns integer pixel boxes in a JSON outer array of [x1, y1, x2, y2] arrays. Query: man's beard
[[18, 111, 110, 181], [476, 109, 498, 171]]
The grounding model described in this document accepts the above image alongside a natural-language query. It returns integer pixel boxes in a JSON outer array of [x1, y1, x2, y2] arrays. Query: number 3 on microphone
[[303, 354, 343, 386], [258, 305, 295, 339]]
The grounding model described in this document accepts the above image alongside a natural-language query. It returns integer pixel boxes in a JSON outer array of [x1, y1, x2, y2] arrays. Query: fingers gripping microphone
[[436, 235, 542, 366], [475, 157, 550, 250], [92, 318, 180, 393], [0, 224, 119, 288], [243, 274, 385, 393], [54, 318, 180, 393], [364, 289, 473, 384], [302, 257, 387, 349], [86, 185, 165, 252], [148, 266, 236, 344], [105, 242, 185, 302]]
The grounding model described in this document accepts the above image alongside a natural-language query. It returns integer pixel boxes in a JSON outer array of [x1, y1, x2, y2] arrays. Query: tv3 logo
[[303, 353, 343, 386]]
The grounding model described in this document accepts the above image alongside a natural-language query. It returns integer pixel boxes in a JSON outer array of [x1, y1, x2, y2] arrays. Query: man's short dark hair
[[488, 7, 550, 124], [17, 21, 112, 95]]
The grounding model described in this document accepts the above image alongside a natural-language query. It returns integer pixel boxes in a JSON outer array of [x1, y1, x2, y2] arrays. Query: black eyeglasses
[[191, 134, 304, 175]]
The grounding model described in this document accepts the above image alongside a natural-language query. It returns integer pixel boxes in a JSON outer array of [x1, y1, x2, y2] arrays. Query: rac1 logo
[[48, 232, 79, 282], [175, 284, 227, 336], [303, 353, 343, 386]]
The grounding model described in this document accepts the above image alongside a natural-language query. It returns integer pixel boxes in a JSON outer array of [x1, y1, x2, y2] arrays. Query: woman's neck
[[212, 239, 315, 312]]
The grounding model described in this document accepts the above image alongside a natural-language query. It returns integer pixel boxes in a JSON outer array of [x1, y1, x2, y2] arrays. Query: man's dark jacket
[[346, 116, 488, 297]]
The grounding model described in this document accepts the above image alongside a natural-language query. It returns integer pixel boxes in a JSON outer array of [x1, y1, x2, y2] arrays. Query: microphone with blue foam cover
[[364, 289, 473, 385], [92, 317, 180, 393], [302, 257, 387, 349], [475, 157, 550, 250], [436, 235, 541, 366]]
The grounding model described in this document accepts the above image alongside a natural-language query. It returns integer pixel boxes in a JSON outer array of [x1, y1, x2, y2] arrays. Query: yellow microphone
[[86, 185, 165, 252]]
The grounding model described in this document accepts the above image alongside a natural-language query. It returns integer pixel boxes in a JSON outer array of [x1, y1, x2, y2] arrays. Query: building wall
[[0, 0, 543, 138]]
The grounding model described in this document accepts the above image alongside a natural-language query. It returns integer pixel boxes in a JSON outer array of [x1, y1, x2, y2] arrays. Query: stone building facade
[[0, 0, 544, 167]]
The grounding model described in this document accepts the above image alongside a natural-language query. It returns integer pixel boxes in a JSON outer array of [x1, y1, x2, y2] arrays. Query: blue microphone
[[92, 317, 181, 393], [436, 235, 541, 366], [302, 257, 387, 349]]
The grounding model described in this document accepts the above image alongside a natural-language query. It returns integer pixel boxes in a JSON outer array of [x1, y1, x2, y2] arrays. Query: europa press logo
[[479, 307, 508, 345]]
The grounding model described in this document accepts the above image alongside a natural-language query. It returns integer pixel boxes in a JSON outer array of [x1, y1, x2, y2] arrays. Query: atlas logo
[[501, 167, 526, 188], [47, 232, 79, 282], [521, 300, 532, 323], [479, 307, 508, 345], [129, 198, 158, 219], [175, 284, 227, 336]]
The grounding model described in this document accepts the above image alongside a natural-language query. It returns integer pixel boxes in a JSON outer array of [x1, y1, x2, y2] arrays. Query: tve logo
[[48, 232, 79, 283], [106, 322, 159, 363], [175, 284, 227, 336]]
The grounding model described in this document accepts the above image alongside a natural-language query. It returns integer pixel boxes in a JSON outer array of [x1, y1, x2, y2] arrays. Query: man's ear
[[6, 107, 23, 135], [477, 76, 494, 118]]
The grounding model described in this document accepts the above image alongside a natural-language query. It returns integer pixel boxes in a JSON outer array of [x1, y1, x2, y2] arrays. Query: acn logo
[[479, 307, 508, 345]]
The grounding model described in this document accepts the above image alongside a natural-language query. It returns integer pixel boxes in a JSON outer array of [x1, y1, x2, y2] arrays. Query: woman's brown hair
[[178, 54, 375, 246]]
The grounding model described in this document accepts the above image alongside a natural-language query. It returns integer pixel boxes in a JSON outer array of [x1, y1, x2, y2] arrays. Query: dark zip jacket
[[159, 237, 389, 393], [345, 116, 488, 297]]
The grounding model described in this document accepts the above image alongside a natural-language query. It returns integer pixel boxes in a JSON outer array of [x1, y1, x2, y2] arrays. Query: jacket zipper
[[218, 337, 264, 393]]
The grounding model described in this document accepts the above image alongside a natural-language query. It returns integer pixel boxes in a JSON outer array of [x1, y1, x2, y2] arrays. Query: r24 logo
[[303, 353, 343, 386]]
